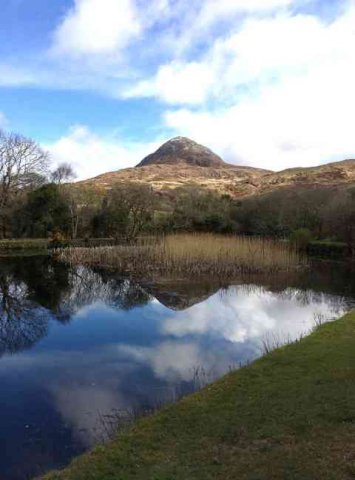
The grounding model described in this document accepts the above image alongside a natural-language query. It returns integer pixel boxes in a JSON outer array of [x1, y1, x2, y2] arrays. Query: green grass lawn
[[43, 311, 355, 480]]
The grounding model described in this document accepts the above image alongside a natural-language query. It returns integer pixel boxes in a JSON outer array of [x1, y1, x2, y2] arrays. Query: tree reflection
[[0, 258, 153, 355], [0, 267, 49, 356], [0, 256, 72, 322], [59, 267, 152, 315]]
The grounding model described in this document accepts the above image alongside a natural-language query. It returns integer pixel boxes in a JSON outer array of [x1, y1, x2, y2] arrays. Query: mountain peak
[[136, 136, 227, 168]]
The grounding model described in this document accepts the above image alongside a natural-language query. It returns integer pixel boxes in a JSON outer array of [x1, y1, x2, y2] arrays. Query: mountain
[[137, 136, 227, 168], [80, 137, 270, 198], [79, 138, 355, 199]]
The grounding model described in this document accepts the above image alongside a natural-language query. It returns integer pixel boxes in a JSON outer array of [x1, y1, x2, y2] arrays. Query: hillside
[[255, 159, 355, 196], [78, 138, 355, 199]]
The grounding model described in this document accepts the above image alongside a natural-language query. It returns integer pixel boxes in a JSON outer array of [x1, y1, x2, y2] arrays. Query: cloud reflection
[[52, 385, 126, 447], [162, 286, 346, 344], [119, 342, 206, 382]]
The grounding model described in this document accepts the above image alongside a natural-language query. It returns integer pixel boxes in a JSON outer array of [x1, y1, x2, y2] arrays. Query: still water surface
[[0, 256, 354, 479]]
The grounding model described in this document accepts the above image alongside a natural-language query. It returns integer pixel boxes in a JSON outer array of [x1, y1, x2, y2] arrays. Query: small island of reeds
[[58, 234, 306, 277]]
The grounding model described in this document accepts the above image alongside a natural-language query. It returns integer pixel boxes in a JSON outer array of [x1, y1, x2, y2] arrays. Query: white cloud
[[131, 7, 355, 105], [49, 0, 306, 64], [47, 125, 160, 180], [205, 0, 293, 12], [196, 0, 294, 27], [52, 0, 141, 56], [140, 0, 298, 56], [123, 0, 312, 105], [125, 61, 215, 105], [0, 64, 37, 87]]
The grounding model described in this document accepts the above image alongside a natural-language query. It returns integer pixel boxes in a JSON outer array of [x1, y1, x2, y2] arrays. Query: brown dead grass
[[58, 233, 305, 277]]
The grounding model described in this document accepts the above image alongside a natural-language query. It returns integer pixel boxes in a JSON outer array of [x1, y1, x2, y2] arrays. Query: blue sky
[[0, 0, 354, 179]]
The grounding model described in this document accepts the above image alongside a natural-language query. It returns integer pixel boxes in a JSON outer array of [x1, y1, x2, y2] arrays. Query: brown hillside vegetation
[[79, 163, 270, 198], [78, 137, 355, 199]]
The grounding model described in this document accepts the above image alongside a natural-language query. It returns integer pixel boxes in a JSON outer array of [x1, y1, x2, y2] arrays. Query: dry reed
[[58, 234, 306, 277]]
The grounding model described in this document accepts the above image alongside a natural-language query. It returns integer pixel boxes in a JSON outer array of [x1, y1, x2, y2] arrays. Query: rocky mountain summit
[[137, 136, 227, 168]]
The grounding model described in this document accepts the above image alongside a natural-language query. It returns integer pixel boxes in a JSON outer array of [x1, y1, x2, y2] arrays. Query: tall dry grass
[[58, 234, 306, 277]]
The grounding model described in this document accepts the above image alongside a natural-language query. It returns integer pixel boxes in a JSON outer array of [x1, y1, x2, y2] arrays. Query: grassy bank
[[43, 311, 355, 480], [59, 234, 305, 276], [0, 237, 135, 252], [0, 238, 49, 252]]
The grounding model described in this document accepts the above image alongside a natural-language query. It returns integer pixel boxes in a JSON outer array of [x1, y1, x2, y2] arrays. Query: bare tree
[[0, 131, 49, 237], [108, 183, 156, 242], [66, 186, 97, 239], [51, 164, 90, 239], [51, 162, 77, 184]]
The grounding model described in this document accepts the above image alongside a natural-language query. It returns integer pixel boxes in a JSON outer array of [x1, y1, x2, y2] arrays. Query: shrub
[[290, 228, 313, 251]]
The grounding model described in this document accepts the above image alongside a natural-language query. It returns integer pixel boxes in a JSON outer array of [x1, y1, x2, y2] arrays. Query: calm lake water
[[0, 256, 354, 480]]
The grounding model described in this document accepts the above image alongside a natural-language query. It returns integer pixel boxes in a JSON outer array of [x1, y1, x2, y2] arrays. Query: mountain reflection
[[0, 255, 353, 358]]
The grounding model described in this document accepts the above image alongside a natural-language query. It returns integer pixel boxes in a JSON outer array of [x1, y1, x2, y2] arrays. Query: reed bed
[[58, 234, 306, 277]]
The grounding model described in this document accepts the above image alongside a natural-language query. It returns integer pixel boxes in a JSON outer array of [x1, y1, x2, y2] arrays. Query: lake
[[0, 255, 354, 480]]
